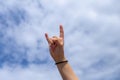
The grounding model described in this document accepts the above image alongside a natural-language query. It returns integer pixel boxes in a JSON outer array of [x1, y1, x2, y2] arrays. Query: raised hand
[[45, 25, 79, 80], [45, 25, 66, 62]]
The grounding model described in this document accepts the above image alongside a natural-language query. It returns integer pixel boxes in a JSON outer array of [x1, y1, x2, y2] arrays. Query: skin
[[45, 25, 79, 80]]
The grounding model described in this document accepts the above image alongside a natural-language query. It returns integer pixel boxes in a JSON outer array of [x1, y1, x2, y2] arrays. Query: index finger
[[59, 25, 64, 39]]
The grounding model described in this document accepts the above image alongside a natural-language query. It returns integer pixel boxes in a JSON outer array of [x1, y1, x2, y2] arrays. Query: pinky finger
[[45, 33, 51, 44]]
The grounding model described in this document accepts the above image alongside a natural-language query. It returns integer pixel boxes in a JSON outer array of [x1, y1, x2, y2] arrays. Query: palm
[[45, 25, 65, 62]]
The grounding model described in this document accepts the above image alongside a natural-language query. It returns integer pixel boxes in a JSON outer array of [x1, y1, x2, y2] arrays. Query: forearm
[[56, 60, 79, 80]]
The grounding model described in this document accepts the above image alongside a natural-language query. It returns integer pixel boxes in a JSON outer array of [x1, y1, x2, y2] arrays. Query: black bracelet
[[55, 60, 68, 65]]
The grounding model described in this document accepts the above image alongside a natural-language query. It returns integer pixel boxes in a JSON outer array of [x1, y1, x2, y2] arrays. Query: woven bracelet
[[55, 60, 68, 65]]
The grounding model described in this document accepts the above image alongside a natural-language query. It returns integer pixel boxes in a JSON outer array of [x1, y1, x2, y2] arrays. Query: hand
[[45, 25, 66, 62]]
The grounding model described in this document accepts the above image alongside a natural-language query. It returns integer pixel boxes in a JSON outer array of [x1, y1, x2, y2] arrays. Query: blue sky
[[0, 0, 120, 80]]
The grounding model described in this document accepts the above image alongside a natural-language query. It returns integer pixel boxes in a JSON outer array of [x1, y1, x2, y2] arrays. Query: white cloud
[[0, 65, 62, 80]]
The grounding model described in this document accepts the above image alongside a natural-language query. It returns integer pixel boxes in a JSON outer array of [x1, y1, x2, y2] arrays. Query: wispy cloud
[[0, 0, 120, 80]]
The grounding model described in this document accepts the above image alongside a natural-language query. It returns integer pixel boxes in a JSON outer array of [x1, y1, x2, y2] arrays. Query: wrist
[[55, 60, 68, 65], [54, 57, 67, 63]]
